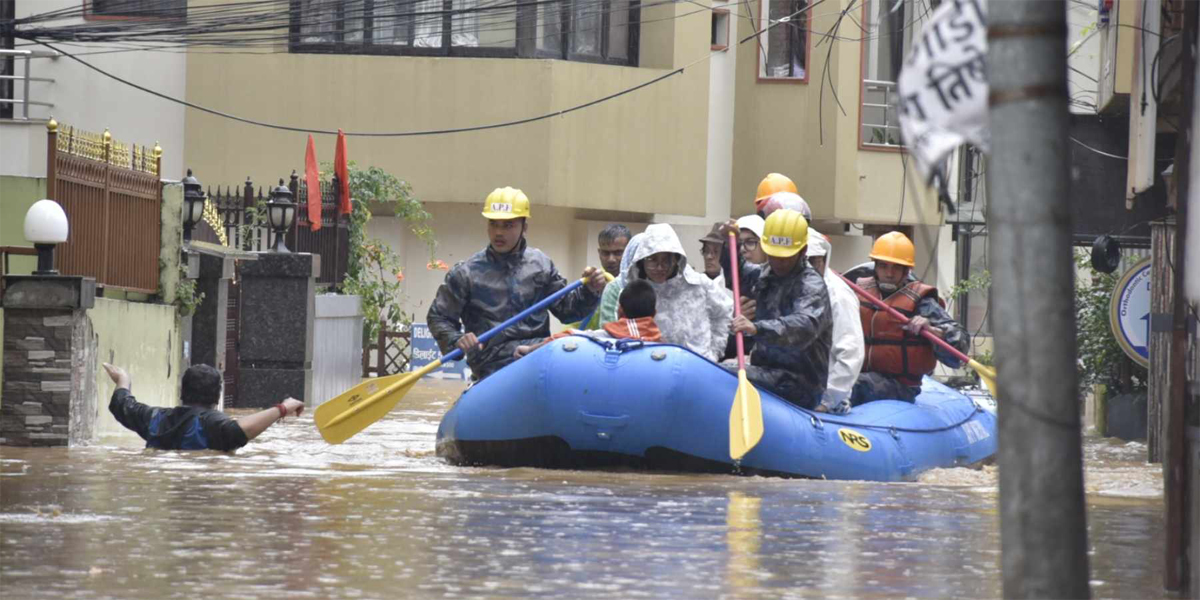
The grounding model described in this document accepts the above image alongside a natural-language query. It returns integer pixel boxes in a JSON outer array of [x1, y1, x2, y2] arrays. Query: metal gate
[[225, 275, 241, 405]]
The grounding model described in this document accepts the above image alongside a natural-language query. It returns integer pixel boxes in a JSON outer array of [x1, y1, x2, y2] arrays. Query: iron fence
[[48, 122, 163, 294], [199, 172, 350, 289]]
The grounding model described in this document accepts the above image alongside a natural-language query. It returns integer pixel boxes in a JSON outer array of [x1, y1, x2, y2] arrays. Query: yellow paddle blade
[[315, 365, 436, 444], [968, 359, 999, 399], [729, 370, 764, 460], [324, 372, 409, 415]]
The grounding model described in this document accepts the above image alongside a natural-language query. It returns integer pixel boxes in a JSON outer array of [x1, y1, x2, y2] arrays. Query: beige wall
[[3, 1, 186, 178], [183, 2, 711, 218], [368, 204, 651, 330], [731, 0, 943, 226], [90, 298, 182, 443]]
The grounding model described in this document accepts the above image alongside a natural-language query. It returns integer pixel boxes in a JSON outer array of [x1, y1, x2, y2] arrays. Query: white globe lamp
[[23, 199, 69, 275]]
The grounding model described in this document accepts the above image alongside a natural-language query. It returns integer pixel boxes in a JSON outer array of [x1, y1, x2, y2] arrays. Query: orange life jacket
[[857, 277, 943, 387], [548, 317, 663, 343]]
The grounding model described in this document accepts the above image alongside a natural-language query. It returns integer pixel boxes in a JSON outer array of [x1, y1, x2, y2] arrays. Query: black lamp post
[[182, 169, 206, 243], [267, 179, 296, 253]]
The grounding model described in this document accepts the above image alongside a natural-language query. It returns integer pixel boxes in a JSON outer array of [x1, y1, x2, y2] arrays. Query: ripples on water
[[0, 381, 1166, 599]]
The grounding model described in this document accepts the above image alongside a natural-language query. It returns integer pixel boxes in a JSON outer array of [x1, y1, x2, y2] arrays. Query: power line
[[33, 0, 827, 137]]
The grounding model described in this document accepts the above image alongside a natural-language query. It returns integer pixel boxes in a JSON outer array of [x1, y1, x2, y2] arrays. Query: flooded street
[[1, 381, 1166, 599]]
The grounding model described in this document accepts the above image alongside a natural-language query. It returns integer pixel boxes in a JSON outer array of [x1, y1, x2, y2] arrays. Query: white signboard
[[1108, 257, 1151, 368], [897, 0, 990, 182]]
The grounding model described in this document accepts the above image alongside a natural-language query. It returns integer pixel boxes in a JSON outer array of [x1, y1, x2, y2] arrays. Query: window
[[860, 0, 930, 148], [711, 8, 729, 51], [954, 146, 989, 335], [955, 229, 990, 336], [89, 0, 186, 19], [291, 0, 638, 65], [1, 0, 12, 119], [757, 0, 808, 80]]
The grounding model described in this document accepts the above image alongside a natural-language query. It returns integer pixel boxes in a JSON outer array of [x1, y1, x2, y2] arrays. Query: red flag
[[334, 128, 351, 216], [304, 134, 321, 232]]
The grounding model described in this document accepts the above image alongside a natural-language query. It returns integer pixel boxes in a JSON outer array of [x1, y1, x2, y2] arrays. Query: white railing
[[0, 49, 59, 120], [861, 79, 903, 148]]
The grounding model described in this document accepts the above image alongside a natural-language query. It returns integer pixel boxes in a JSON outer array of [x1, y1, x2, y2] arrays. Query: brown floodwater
[[0, 380, 1168, 599]]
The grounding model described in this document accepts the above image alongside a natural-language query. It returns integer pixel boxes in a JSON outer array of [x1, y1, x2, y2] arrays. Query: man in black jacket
[[106, 363, 303, 451], [720, 209, 833, 409], [427, 186, 608, 381]]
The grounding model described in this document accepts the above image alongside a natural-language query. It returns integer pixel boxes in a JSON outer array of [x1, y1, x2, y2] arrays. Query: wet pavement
[[0, 380, 1167, 599]]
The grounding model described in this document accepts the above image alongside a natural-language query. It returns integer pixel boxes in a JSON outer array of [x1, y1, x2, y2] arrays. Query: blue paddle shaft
[[442, 278, 587, 363]]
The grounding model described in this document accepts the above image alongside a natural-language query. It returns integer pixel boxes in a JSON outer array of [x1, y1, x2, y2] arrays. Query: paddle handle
[[728, 231, 746, 371], [834, 270, 972, 366], [444, 277, 588, 363]]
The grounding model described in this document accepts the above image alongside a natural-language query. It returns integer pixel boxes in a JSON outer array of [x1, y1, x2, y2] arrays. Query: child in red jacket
[[515, 279, 661, 357]]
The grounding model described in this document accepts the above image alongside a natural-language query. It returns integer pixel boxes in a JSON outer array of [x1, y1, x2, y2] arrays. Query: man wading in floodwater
[[426, 186, 609, 381], [106, 363, 303, 451]]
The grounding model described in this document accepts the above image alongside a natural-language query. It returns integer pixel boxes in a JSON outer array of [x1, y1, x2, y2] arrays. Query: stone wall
[[1, 309, 96, 446]]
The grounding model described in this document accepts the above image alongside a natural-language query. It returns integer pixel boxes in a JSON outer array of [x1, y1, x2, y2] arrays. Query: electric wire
[[34, 0, 827, 137]]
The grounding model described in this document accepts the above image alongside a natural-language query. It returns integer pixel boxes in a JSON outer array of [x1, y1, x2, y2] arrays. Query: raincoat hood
[[604, 223, 733, 361], [807, 229, 831, 259], [618, 232, 646, 278], [626, 224, 707, 286]]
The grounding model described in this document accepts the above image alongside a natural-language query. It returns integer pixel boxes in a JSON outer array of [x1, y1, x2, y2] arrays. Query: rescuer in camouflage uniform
[[721, 209, 833, 410], [427, 187, 608, 381]]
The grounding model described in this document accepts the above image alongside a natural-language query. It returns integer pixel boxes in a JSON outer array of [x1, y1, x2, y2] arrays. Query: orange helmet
[[754, 173, 798, 211], [869, 231, 915, 268]]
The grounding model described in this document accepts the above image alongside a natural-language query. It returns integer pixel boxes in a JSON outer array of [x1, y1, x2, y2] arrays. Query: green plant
[[1074, 250, 1147, 393], [946, 269, 991, 316], [324, 161, 438, 341], [174, 264, 205, 317], [870, 127, 899, 146]]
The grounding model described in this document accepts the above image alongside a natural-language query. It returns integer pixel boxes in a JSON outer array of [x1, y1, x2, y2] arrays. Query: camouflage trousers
[[849, 372, 919, 406], [466, 338, 543, 381], [722, 363, 821, 410]]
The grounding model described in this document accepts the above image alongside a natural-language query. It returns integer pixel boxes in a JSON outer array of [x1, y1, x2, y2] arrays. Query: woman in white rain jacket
[[807, 229, 865, 414], [602, 224, 733, 361]]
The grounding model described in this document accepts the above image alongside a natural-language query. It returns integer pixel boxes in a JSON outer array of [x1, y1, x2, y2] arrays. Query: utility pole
[[986, 1, 1090, 598], [1165, 0, 1195, 592]]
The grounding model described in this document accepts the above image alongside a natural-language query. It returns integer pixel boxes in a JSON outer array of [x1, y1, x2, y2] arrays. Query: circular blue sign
[[1108, 257, 1151, 368]]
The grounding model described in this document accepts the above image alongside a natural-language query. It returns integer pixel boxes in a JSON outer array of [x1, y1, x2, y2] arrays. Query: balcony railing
[[861, 79, 903, 149], [0, 49, 59, 120]]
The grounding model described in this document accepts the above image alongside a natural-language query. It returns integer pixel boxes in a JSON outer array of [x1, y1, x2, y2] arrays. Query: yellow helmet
[[869, 231, 915, 267], [481, 186, 531, 220], [759, 209, 809, 258]]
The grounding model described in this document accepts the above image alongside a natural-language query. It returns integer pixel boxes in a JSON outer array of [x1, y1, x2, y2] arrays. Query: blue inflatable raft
[[435, 337, 997, 481]]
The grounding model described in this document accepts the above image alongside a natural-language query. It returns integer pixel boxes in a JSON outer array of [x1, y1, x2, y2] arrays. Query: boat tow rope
[[563, 335, 988, 436], [801, 406, 985, 435]]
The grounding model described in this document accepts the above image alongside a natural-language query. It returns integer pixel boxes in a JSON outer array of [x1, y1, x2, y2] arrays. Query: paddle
[[316, 278, 589, 444], [834, 271, 998, 398], [727, 231, 764, 460]]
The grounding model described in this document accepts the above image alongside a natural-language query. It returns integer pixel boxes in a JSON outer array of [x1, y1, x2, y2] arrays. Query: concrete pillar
[[235, 252, 318, 408], [189, 250, 234, 372], [1, 275, 96, 446]]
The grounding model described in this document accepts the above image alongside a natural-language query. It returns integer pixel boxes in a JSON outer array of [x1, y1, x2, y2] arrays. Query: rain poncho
[[427, 237, 601, 380], [808, 231, 864, 414], [597, 232, 645, 325], [601, 225, 733, 361], [723, 246, 833, 409]]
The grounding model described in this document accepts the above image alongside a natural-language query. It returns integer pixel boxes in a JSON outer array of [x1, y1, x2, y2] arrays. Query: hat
[[735, 215, 765, 240], [699, 222, 725, 245]]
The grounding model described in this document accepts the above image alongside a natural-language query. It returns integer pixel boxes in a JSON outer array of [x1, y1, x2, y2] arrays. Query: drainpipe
[[1127, 0, 1162, 208], [986, 1, 1091, 597]]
